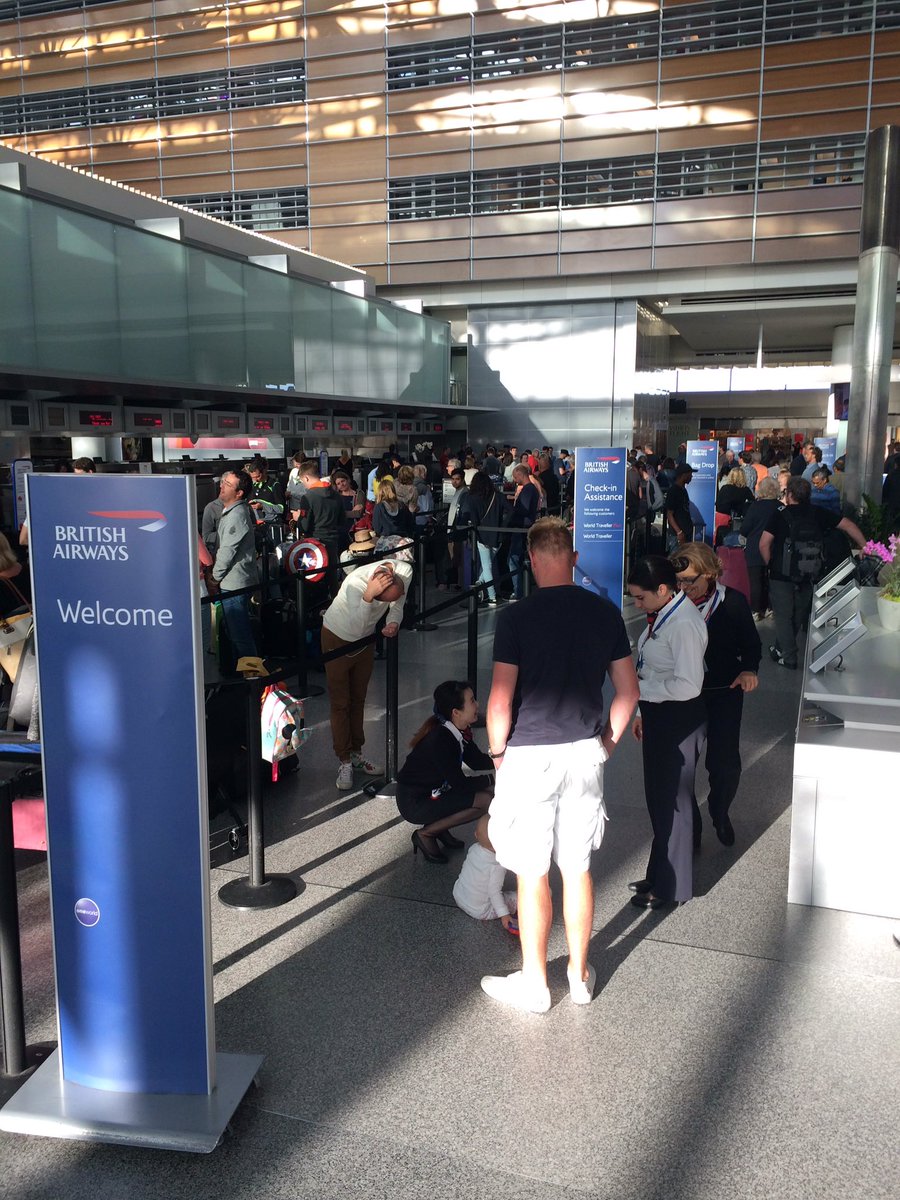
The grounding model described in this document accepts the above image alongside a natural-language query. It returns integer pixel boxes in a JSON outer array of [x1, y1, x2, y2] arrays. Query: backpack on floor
[[781, 508, 825, 584], [260, 686, 310, 781]]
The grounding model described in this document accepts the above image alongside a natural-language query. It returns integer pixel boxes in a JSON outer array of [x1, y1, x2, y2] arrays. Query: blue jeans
[[476, 541, 497, 601], [219, 593, 258, 661], [508, 540, 526, 599]]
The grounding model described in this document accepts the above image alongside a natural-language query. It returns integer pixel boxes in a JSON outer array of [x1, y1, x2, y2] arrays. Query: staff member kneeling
[[671, 542, 761, 848], [628, 555, 708, 910], [397, 681, 494, 864]]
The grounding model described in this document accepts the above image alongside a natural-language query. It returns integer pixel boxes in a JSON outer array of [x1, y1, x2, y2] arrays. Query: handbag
[[0, 611, 32, 651]]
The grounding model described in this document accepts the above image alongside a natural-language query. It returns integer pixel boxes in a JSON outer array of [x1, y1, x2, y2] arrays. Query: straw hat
[[349, 529, 376, 554]]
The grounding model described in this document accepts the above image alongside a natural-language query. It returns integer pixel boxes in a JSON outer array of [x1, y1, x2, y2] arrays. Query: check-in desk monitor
[[809, 611, 867, 673], [814, 557, 856, 599], [812, 579, 861, 629]]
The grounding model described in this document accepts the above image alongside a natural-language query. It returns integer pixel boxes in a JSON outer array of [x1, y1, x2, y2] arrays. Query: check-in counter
[[788, 578, 900, 919]]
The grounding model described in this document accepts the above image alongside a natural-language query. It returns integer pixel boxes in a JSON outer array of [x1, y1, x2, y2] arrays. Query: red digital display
[[312, 419, 329, 432], [431, 422, 444, 433], [253, 417, 275, 432], [133, 413, 164, 429], [217, 416, 241, 430], [79, 410, 114, 428], [380, 421, 394, 432], [399, 422, 413, 433], [336, 420, 353, 432]]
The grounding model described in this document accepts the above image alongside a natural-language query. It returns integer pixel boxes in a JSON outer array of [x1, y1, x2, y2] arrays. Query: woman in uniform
[[627, 556, 708, 909], [670, 542, 761, 848]]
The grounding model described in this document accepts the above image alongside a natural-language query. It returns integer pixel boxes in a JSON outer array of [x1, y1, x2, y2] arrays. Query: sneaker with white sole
[[336, 761, 354, 790], [480, 971, 551, 1014], [350, 753, 382, 776], [567, 964, 596, 1006]]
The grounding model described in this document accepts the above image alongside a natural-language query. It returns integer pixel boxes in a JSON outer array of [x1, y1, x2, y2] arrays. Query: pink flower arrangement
[[863, 537, 897, 564]]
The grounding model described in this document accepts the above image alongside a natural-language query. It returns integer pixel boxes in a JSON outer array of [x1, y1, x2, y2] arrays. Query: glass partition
[[0, 184, 450, 405]]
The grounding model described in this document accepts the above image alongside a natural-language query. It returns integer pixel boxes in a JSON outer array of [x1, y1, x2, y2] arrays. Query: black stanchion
[[0, 778, 55, 1098], [467, 528, 480, 684], [218, 683, 298, 910], [295, 573, 308, 697], [414, 535, 437, 632], [385, 634, 399, 783], [293, 573, 324, 700]]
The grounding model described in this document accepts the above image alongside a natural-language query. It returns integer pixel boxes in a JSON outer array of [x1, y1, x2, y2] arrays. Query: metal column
[[845, 126, 900, 513]]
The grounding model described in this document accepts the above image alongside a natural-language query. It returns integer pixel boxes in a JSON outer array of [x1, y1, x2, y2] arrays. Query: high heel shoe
[[435, 830, 465, 850], [411, 830, 447, 864]]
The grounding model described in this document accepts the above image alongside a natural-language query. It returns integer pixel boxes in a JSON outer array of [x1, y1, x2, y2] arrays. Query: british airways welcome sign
[[573, 448, 627, 608], [25, 475, 213, 1096]]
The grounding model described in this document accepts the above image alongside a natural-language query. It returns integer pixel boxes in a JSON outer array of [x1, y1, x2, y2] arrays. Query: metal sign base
[[0, 1049, 263, 1153]]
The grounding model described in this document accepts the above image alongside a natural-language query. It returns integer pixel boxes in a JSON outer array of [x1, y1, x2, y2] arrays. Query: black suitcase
[[260, 597, 299, 658]]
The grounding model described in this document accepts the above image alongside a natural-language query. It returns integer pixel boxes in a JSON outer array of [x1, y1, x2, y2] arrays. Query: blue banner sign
[[815, 436, 837, 469], [686, 441, 718, 545], [26, 475, 213, 1095], [726, 436, 744, 457], [573, 447, 627, 607]]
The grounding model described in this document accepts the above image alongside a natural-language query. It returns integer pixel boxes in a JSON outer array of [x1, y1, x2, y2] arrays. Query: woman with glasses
[[627, 556, 708, 910], [670, 543, 761, 849]]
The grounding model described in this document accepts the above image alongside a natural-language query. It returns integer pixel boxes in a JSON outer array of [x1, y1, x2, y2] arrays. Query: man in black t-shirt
[[480, 519, 639, 1014], [759, 476, 865, 669], [664, 464, 694, 552]]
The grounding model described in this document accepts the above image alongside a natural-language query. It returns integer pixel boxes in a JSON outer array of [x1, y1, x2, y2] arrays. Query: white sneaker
[[480, 971, 550, 1014], [350, 753, 382, 776], [567, 964, 596, 1006], [336, 761, 354, 790]]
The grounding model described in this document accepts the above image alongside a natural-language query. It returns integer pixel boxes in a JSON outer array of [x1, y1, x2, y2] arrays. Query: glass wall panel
[[294, 279, 334, 396], [244, 264, 293, 391], [332, 290, 369, 400], [425, 322, 450, 406], [187, 250, 247, 388], [395, 305, 426, 405], [31, 203, 121, 375], [116, 225, 190, 383], [369, 303, 400, 402], [0, 188, 36, 369]]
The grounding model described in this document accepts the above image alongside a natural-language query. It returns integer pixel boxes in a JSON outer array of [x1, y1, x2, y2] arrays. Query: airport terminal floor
[[4, 590, 899, 1199]]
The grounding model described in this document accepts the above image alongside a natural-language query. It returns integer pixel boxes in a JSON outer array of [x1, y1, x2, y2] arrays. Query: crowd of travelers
[[624, 436, 900, 670], [196, 444, 577, 791], [8, 433, 898, 1011]]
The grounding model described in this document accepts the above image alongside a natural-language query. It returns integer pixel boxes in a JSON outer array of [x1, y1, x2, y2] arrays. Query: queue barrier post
[[414, 534, 437, 632], [218, 681, 298, 910], [522, 553, 532, 598], [0, 776, 55, 1097], [467, 527, 480, 685], [386, 633, 399, 783], [294, 573, 307, 697]]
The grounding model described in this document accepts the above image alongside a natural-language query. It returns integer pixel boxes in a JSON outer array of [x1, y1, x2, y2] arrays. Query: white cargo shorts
[[488, 738, 608, 877]]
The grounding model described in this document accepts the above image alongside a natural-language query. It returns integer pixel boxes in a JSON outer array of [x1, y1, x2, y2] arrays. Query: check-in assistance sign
[[573, 448, 627, 607]]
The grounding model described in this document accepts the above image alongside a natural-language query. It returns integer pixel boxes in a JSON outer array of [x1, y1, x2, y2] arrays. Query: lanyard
[[637, 592, 686, 675], [698, 585, 724, 624]]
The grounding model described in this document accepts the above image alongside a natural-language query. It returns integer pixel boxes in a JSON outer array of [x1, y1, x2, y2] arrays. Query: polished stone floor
[[3, 593, 898, 1199]]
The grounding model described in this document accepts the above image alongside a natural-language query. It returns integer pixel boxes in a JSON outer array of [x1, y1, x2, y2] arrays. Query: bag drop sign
[[573, 448, 627, 608], [26, 474, 213, 1097]]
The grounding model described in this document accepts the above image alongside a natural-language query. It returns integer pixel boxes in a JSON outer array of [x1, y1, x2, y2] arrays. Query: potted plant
[[864, 534, 900, 630]]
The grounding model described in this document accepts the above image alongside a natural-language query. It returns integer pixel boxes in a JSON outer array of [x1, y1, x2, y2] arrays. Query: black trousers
[[691, 686, 744, 834], [746, 563, 769, 617], [640, 696, 707, 903]]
